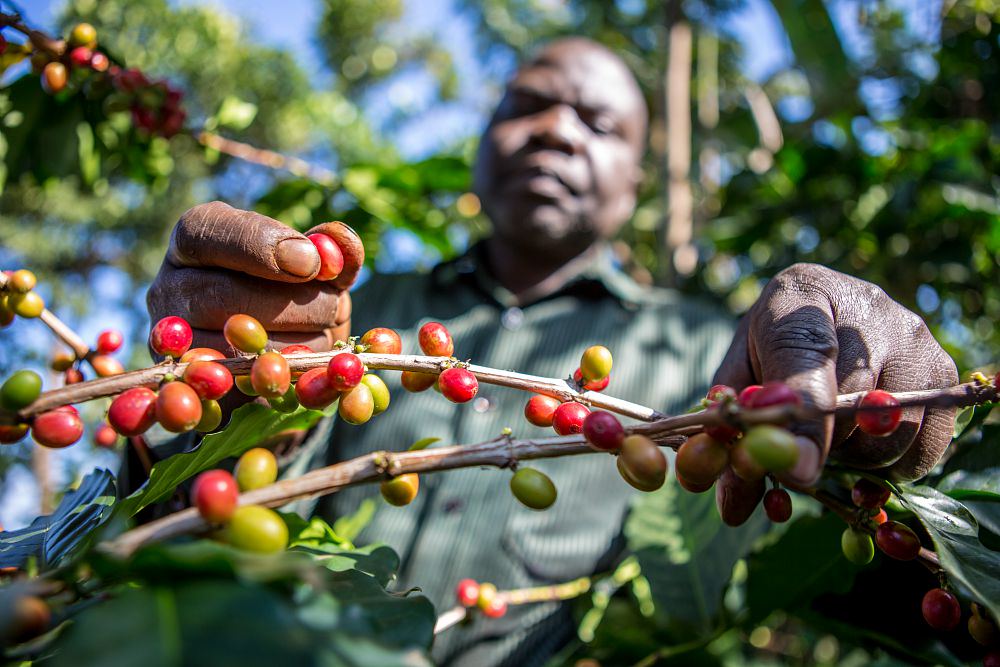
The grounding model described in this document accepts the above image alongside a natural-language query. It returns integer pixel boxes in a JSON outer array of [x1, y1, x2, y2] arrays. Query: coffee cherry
[[871, 508, 888, 526], [573, 368, 610, 392], [8, 291, 44, 318], [552, 402, 590, 436], [89, 51, 109, 72], [182, 360, 233, 401], [196, 399, 223, 432], [9, 269, 36, 293], [380, 473, 419, 506], [278, 344, 313, 378], [510, 468, 557, 510], [223, 314, 267, 354], [706, 384, 737, 403], [524, 395, 561, 427], [0, 595, 50, 644], [69, 22, 98, 48], [676, 433, 729, 486], [841, 527, 875, 565], [96, 329, 124, 354], [418, 322, 454, 357], [339, 383, 374, 425], [1, 370, 42, 410], [855, 390, 902, 436], [250, 352, 291, 399], [582, 411, 625, 451], [307, 233, 344, 280], [704, 384, 740, 442], [0, 297, 14, 327], [617, 434, 667, 492], [327, 352, 364, 391], [50, 351, 75, 372], [235, 448, 278, 492], [875, 520, 922, 560], [763, 488, 793, 523], [851, 478, 891, 510], [295, 368, 340, 410], [156, 382, 203, 433], [361, 374, 390, 414], [150, 316, 193, 358], [93, 423, 118, 448], [267, 386, 300, 413], [32, 408, 84, 448], [744, 382, 801, 409], [455, 579, 480, 608], [439, 367, 478, 403], [922, 588, 961, 631], [192, 469, 239, 523], [482, 597, 508, 618], [69, 46, 93, 68], [225, 505, 288, 554], [401, 370, 437, 393], [477, 582, 498, 610], [90, 354, 124, 377], [64, 368, 84, 385], [676, 470, 714, 493], [108, 387, 158, 436], [179, 347, 225, 363], [579, 345, 612, 383], [0, 424, 29, 444], [741, 425, 799, 472], [360, 327, 402, 355], [42, 62, 68, 93], [729, 440, 766, 481], [969, 607, 1000, 646], [234, 375, 258, 396]]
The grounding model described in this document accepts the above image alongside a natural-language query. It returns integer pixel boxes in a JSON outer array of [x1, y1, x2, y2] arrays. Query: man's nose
[[527, 104, 585, 155]]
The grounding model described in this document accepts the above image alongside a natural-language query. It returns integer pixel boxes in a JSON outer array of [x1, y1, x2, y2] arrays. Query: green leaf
[[899, 485, 1000, 621], [333, 498, 376, 543], [308, 543, 400, 588], [408, 436, 440, 451], [215, 95, 259, 131], [116, 404, 325, 517]]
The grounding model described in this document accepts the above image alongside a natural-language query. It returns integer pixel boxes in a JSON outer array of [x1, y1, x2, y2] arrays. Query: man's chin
[[494, 207, 592, 255]]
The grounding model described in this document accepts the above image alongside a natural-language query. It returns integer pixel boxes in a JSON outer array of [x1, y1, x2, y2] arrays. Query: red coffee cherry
[[745, 381, 801, 409], [582, 411, 625, 451], [552, 402, 590, 436], [149, 316, 193, 358], [524, 395, 561, 427], [183, 361, 234, 401], [156, 382, 203, 433], [295, 368, 340, 410], [307, 233, 345, 281], [482, 596, 508, 618], [922, 588, 962, 631], [706, 384, 737, 402], [250, 352, 291, 399], [327, 352, 364, 391], [573, 368, 610, 392], [93, 423, 118, 448], [380, 473, 419, 506], [438, 368, 478, 403], [871, 508, 888, 526], [68, 46, 93, 68], [191, 469, 239, 523], [108, 387, 158, 436], [763, 488, 793, 523], [675, 433, 729, 486], [0, 424, 29, 444], [360, 327, 402, 355], [852, 478, 891, 510], [875, 520, 922, 560], [42, 62, 67, 93], [400, 370, 437, 393], [64, 368, 84, 385], [223, 314, 268, 354], [455, 579, 480, 608], [737, 384, 763, 406], [90, 355, 124, 377], [32, 408, 84, 448], [339, 384, 374, 425], [89, 51, 109, 72], [418, 322, 454, 357], [95, 328, 123, 354], [855, 390, 902, 436], [179, 347, 225, 363], [704, 383, 741, 443], [279, 344, 313, 378]]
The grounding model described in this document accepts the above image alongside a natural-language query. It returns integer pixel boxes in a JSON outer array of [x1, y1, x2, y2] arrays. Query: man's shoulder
[[626, 282, 733, 326]]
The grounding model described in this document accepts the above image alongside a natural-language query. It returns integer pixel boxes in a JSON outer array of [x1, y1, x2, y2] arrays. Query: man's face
[[474, 39, 647, 256]]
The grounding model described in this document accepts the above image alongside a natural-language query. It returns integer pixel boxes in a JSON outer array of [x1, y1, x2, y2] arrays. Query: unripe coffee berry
[[875, 520, 922, 560], [0, 424, 29, 444], [841, 527, 875, 565], [9, 269, 36, 293], [225, 505, 288, 554], [70, 22, 98, 48], [524, 395, 561, 427], [855, 390, 902, 436], [327, 352, 364, 391], [307, 233, 345, 281], [295, 368, 340, 410], [741, 425, 799, 472], [361, 374, 390, 414], [50, 351, 75, 372], [418, 322, 454, 357], [196, 399, 223, 432], [582, 411, 625, 451], [93, 423, 118, 448], [235, 448, 278, 491], [477, 582, 498, 610], [183, 360, 234, 401], [96, 329, 124, 354], [401, 370, 437, 393], [552, 402, 590, 436], [156, 382, 203, 433], [438, 367, 478, 403], [339, 383, 374, 425], [675, 433, 729, 486], [455, 579, 480, 608], [32, 408, 84, 448], [969, 608, 1000, 646], [192, 469, 239, 523], [1, 370, 42, 410], [223, 314, 267, 354], [42, 62, 68, 93], [617, 435, 667, 492], [510, 468, 557, 510], [234, 375, 258, 396], [729, 440, 766, 481], [851, 478, 891, 510], [579, 345, 612, 383], [380, 473, 419, 506], [149, 316, 193, 358], [360, 327, 402, 355], [91, 355, 124, 377], [763, 488, 793, 522], [8, 291, 44, 318], [251, 352, 291, 399], [179, 347, 225, 363], [267, 386, 300, 413], [108, 387, 158, 436], [922, 588, 961, 631]]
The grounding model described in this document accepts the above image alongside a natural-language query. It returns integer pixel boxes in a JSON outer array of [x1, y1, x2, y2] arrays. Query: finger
[[148, 265, 341, 332], [710, 315, 755, 391], [715, 466, 766, 526], [169, 201, 320, 281], [306, 221, 365, 290], [189, 328, 336, 355]]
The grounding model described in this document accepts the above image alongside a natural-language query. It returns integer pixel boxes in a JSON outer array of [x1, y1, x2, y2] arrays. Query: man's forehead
[[509, 49, 640, 116]]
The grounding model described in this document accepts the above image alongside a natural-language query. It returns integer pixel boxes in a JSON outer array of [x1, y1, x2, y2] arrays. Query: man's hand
[[712, 263, 958, 525], [147, 202, 365, 353]]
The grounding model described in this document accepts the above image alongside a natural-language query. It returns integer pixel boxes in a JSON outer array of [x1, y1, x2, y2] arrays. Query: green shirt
[[287, 245, 735, 666]]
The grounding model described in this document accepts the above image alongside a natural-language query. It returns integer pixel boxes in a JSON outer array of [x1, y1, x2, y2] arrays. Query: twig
[[0, 273, 91, 360], [196, 132, 339, 187], [0, 11, 65, 56]]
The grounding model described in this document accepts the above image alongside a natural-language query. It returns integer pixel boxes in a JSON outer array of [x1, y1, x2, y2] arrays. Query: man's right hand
[[147, 202, 365, 354]]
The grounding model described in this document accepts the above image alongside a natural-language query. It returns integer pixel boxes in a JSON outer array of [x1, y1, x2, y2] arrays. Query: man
[[146, 38, 957, 665]]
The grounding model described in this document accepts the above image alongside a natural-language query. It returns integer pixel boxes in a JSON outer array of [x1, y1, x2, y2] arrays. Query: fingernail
[[337, 221, 361, 239], [275, 238, 319, 277], [779, 436, 822, 486]]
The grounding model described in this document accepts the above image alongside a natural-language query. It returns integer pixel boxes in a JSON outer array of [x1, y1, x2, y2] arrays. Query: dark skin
[[147, 37, 958, 524]]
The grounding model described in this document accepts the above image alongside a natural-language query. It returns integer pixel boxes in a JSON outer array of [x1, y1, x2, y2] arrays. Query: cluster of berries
[[454, 578, 507, 619]]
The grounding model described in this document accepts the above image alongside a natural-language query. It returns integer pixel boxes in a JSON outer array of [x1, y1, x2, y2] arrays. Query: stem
[[196, 132, 338, 187], [0, 273, 91, 360], [0, 11, 65, 56]]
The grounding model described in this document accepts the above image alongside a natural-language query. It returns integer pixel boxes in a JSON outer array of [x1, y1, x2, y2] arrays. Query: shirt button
[[501, 307, 524, 330], [472, 396, 492, 413]]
